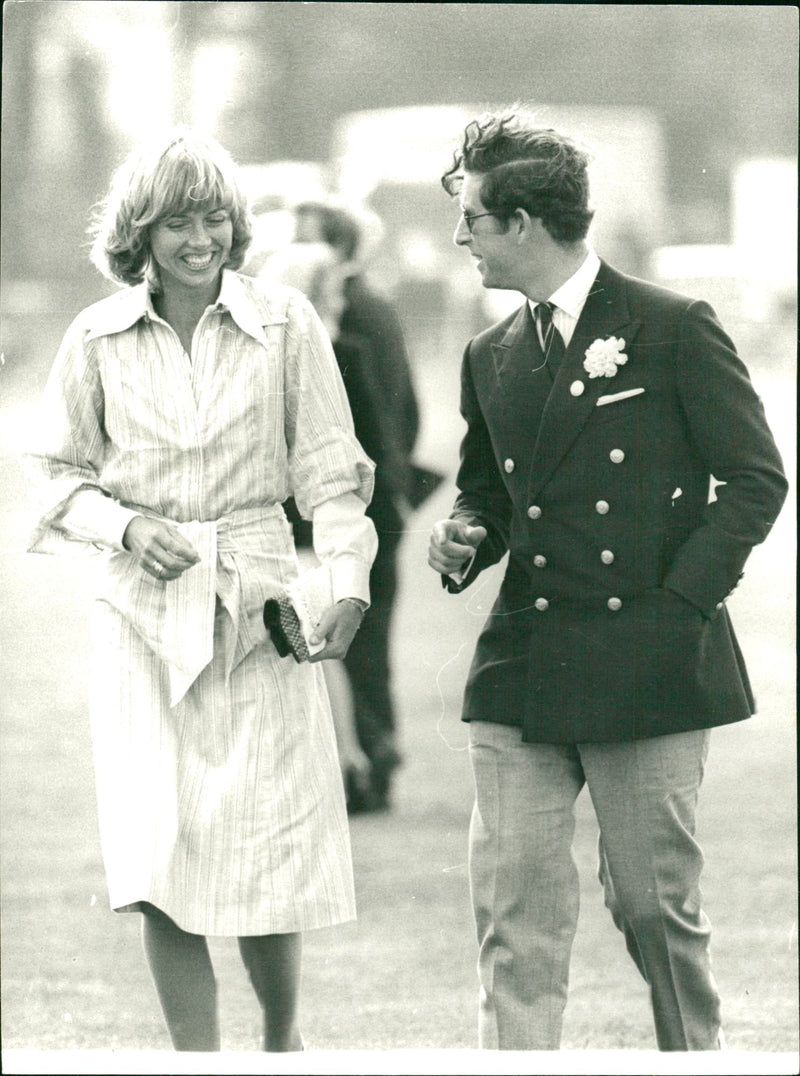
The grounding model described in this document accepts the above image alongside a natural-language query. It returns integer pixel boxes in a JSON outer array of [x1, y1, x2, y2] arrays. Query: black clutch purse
[[262, 562, 334, 663], [263, 593, 310, 663]]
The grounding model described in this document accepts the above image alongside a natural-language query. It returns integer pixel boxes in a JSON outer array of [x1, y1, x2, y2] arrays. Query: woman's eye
[[166, 219, 188, 230], [206, 213, 228, 225]]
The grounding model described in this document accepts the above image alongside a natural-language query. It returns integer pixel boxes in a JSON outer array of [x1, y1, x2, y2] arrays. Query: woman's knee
[[141, 902, 185, 933], [238, 933, 302, 981]]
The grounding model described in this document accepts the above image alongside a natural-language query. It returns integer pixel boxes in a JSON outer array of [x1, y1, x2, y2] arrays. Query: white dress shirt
[[528, 247, 601, 348]]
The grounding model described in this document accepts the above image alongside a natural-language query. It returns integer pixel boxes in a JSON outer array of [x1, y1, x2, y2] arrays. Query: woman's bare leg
[[140, 904, 220, 1051], [238, 932, 304, 1051]]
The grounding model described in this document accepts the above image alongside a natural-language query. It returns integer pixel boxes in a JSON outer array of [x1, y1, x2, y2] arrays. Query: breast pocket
[[589, 386, 650, 432]]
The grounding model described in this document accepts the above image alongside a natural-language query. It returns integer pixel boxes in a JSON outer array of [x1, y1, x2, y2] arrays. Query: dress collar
[[83, 270, 287, 346]]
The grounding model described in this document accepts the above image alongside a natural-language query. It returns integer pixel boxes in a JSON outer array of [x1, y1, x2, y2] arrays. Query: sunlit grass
[[1, 343, 796, 1058]]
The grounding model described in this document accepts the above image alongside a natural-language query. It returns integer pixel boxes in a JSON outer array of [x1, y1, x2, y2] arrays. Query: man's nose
[[453, 216, 471, 246]]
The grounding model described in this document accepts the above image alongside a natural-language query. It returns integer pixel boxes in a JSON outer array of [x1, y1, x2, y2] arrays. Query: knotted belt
[[100, 504, 289, 707]]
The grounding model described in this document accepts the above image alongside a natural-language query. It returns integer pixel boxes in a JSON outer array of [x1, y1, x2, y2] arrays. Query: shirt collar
[[83, 270, 287, 345], [214, 270, 292, 343], [83, 283, 150, 341], [528, 248, 601, 321]]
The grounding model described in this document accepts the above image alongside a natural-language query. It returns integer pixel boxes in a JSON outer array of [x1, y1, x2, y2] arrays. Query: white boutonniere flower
[[583, 336, 628, 378]]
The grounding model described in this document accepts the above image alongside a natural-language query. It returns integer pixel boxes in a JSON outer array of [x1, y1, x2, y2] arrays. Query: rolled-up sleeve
[[22, 317, 121, 554], [56, 488, 140, 551], [312, 492, 378, 606]]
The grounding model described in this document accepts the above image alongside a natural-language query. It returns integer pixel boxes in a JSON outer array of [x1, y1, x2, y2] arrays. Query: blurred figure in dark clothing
[[293, 199, 421, 812]]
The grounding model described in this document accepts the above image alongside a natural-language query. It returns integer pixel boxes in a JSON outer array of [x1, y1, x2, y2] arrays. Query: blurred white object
[[733, 158, 797, 319], [651, 244, 746, 330]]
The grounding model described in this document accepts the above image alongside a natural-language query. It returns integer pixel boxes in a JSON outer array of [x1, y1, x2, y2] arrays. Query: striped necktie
[[535, 302, 566, 379]]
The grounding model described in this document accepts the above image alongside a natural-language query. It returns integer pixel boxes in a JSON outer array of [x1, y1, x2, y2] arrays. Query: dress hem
[[112, 898, 357, 936]]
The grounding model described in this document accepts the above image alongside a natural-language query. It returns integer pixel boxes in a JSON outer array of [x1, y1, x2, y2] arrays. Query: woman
[[23, 128, 377, 1052]]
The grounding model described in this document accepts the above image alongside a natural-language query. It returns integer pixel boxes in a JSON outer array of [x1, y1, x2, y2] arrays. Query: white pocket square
[[596, 387, 646, 407]]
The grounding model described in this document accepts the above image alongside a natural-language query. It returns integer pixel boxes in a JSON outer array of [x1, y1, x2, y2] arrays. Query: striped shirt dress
[[24, 271, 377, 936]]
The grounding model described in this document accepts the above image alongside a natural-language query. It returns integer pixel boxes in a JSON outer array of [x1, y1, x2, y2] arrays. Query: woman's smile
[[150, 207, 233, 291], [182, 251, 216, 271]]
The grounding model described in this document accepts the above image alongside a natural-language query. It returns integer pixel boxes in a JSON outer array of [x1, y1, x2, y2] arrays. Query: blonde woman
[[23, 128, 377, 1052]]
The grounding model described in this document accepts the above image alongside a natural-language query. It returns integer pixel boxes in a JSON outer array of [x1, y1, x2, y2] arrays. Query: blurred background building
[[2, 1, 797, 389]]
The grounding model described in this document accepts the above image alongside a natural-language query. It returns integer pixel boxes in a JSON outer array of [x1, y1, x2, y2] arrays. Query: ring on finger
[[152, 561, 164, 575]]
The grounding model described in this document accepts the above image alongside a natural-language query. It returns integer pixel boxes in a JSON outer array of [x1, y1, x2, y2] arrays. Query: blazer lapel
[[489, 303, 544, 381], [527, 262, 641, 501]]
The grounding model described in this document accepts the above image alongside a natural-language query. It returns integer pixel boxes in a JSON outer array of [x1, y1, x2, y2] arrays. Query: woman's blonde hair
[[90, 127, 253, 286]]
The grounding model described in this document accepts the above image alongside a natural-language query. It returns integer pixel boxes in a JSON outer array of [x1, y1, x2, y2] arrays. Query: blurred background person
[[274, 199, 426, 814], [256, 238, 375, 807], [22, 128, 377, 1052]]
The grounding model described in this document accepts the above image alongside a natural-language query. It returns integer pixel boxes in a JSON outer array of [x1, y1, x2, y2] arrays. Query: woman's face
[[149, 205, 233, 295]]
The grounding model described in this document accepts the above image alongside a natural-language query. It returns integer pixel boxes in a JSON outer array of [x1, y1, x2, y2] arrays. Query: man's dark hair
[[294, 201, 361, 262], [442, 109, 595, 243]]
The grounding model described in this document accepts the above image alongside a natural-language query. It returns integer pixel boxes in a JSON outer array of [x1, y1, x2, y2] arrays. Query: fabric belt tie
[[161, 520, 219, 706], [103, 505, 285, 707]]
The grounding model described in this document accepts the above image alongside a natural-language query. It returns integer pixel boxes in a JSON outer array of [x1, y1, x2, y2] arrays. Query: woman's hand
[[122, 516, 201, 581], [307, 599, 365, 662]]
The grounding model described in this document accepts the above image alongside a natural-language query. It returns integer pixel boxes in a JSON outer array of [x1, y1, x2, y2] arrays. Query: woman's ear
[[144, 257, 162, 293]]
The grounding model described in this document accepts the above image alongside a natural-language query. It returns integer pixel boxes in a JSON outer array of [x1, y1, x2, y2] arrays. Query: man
[[293, 200, 422, 811], [427, 110, 787, 1051]]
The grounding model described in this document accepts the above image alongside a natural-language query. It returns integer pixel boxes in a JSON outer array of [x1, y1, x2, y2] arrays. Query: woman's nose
[[188, 219, 212, 245]]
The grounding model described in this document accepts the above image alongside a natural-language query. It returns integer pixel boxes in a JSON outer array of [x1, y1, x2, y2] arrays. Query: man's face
[[294, 210, 325, 244], [454, 172, 521, 292]]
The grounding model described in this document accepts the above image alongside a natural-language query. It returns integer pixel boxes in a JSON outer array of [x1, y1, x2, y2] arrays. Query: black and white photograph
[[1, 4, 796, 1075]]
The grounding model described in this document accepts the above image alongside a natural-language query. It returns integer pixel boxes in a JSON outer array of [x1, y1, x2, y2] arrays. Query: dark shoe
[[368, 745, 403, 809], [344, 766, 380, 814]]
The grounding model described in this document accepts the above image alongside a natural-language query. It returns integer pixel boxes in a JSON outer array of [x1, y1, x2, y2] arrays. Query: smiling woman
[[150, 208, 233, 290], [90, 127, 252, 290], [22, 126, 378, 1053]]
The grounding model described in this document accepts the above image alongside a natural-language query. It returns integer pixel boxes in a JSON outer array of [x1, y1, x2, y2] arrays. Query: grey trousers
[[467, 721, 722, 1050]]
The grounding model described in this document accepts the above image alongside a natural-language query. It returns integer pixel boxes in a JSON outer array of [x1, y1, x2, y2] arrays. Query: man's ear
[[513, 208, 539, 243]]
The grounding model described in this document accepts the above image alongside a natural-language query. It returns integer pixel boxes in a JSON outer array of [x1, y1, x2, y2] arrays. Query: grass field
[[0, 333, 796, 1074]]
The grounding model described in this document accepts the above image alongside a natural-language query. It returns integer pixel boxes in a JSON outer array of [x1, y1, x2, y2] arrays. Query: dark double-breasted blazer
[[446, 260, 787, 743]]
